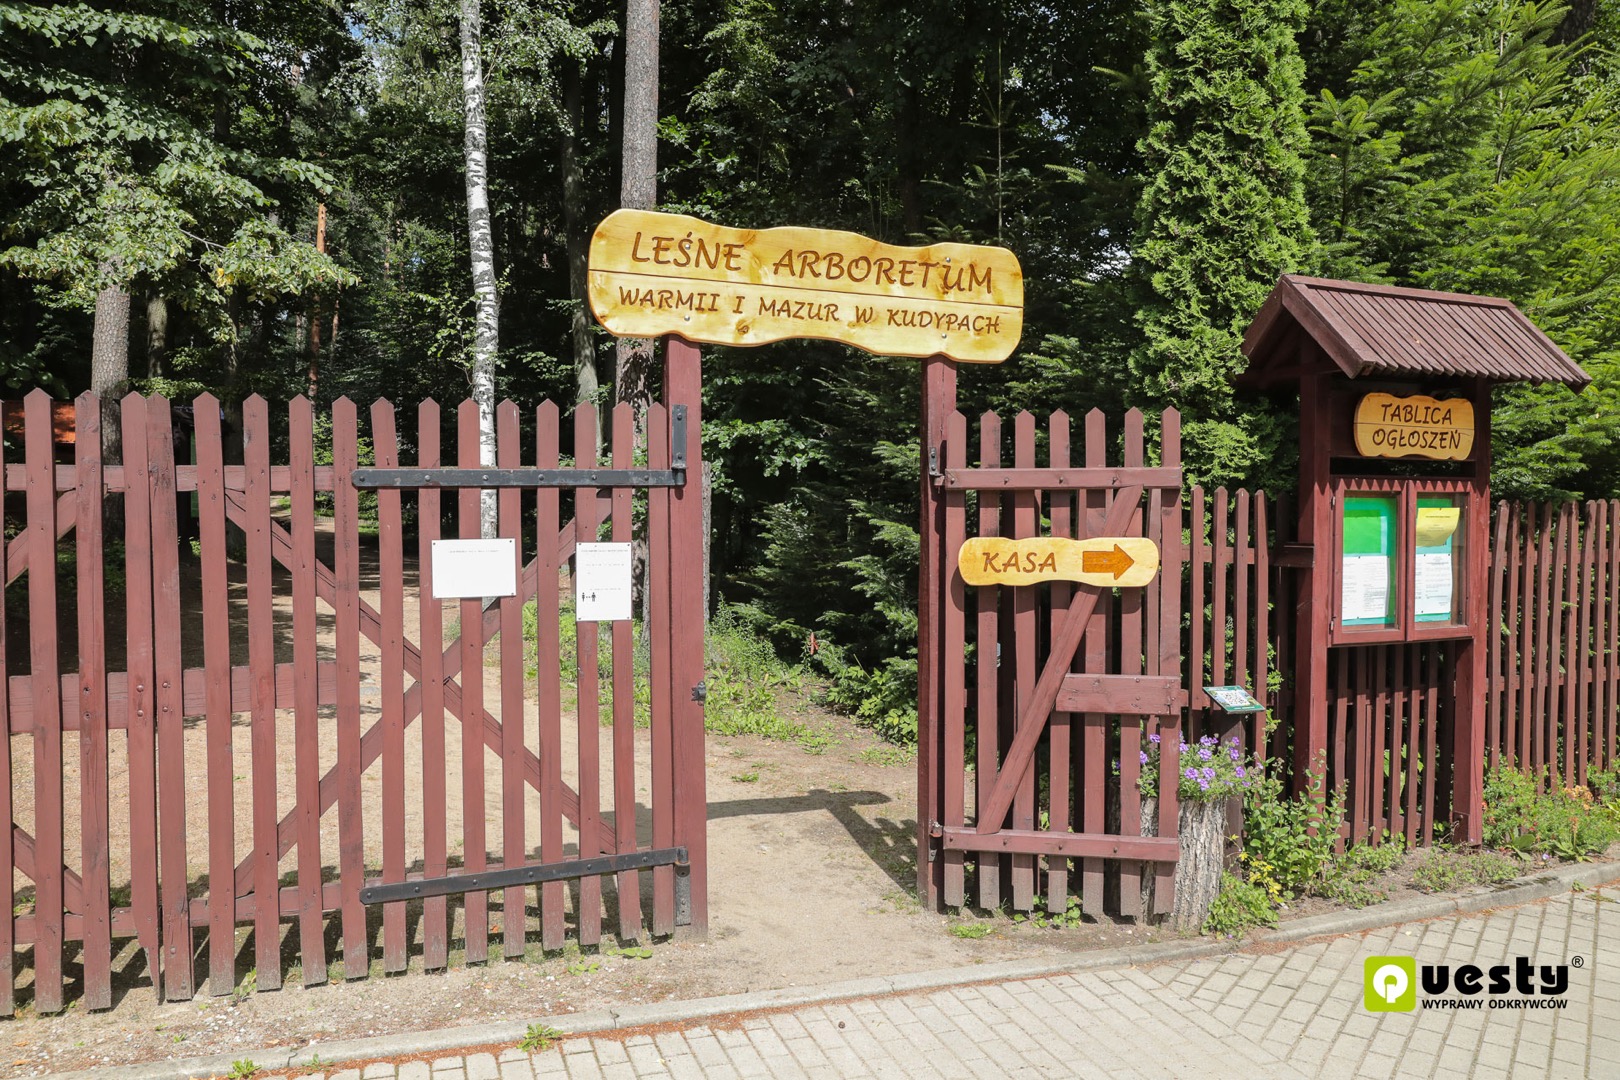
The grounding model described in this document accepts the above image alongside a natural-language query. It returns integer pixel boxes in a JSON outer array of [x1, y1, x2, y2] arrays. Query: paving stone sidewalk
[[278, 887, 1617, 1080]]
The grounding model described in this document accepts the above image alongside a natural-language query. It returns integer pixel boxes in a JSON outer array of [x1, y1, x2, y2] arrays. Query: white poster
[[576, 542, 634, 622], [1341, 554, 1390, 622], [1415, 552, 1454, 618], [431, 538, 518, 599]]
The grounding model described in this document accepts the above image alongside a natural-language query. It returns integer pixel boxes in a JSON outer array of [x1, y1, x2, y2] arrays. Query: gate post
[[665, 335, 709, 931], [917, 355, 957, 908]]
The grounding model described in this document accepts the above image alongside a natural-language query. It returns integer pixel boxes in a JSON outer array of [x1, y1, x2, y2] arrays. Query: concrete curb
[[49, 860, 1620, 1080]]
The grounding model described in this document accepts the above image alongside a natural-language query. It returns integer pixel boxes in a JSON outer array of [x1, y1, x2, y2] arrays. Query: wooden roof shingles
[[1240, 275, 1590, 390]]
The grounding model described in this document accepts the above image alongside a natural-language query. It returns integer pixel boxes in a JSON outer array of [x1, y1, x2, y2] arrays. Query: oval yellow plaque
[[1353, 393, 1475, 461], [958, 536, 1160, 588], [587, 209, 1023, 364]]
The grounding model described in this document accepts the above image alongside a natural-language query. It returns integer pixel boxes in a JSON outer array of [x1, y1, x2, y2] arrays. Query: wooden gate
[[0, 340, 706, 1013], [916, 375, 1187, 918]]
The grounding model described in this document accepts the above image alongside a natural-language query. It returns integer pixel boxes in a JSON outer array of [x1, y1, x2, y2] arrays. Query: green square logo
[[1364, 956, 1416, 1012]]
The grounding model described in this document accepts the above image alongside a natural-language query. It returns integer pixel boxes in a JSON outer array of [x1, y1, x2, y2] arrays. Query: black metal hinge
[[351, 404, 691, 489], [358, 846, 688, 906]]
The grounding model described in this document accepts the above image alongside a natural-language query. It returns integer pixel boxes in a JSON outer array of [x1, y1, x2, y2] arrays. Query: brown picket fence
[[1487, 500, 1620, 786], [1, 377, 706, 1015]]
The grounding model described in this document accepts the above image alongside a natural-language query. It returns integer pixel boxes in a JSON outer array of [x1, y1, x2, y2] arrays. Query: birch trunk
[[460, 0, 499, 537]]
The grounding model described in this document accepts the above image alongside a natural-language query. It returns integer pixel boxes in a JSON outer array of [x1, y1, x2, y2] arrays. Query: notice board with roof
[[1239, 274, 1589, 845]]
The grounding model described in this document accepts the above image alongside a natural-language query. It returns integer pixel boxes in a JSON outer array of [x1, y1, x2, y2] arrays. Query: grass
[[859, 744, 915, 767], [516, 599, 832, 753], [517, 1024, 564, 1053], [947, 922, 993, 939], [1412, 848, 1522, 893]]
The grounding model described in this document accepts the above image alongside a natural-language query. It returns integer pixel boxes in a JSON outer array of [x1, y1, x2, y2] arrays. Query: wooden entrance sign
[[1353, 393, 1475, 461], [958, 535, 1159, 587], [588, 209, 1023, 363]]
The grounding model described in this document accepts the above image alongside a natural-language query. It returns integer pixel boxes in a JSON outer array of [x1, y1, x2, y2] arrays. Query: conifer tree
[[1130, 0, 1315, 485]]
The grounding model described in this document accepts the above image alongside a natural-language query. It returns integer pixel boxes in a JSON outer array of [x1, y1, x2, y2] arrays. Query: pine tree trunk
[[144, 292, 167, 378], [459, 0, 499, 537], [91, 282, 130, 463], [615, 0, 658, 426], [562, 58, 600, 434], [1169, 798, 1228, 933]]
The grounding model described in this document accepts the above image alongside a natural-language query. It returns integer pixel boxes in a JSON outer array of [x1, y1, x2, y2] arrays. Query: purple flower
[[1235, 765, 1246, 778], [1139, 750, 1149, 765], [1184, 767, 1198, 780], [1229, 734, 1240, 744], [1179, 742, 1189, 754], [1198, 747, 1213, 761], [1201, 766, 1215, 780], [1229, 747, 1242, 761], [1197, 778, 1210, 791], [1149, 732, 1162, 745]]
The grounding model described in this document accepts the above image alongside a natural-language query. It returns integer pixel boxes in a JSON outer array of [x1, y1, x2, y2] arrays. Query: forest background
[[4, 0, 1620, 742]]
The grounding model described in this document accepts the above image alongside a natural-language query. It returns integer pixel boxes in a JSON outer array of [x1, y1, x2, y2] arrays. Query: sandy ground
[[3, 522, 1167, 1077]]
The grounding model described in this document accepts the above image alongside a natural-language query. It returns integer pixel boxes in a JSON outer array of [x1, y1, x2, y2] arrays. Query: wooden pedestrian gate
[[916, 382, 1188, 917], [0, 341, 706, 1013]]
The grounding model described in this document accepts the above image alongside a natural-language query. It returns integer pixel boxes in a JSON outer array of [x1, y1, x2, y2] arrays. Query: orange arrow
[[1081, 543, 1135, 580]]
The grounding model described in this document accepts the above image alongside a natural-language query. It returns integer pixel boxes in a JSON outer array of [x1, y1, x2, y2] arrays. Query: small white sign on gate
[[430, 538, 518, 599], [575, 542, 634, 621]]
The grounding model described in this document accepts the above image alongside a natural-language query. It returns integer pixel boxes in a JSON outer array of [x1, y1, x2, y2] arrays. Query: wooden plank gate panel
[[1, 377, 707, 1012], [921, 401, 1185, 919]]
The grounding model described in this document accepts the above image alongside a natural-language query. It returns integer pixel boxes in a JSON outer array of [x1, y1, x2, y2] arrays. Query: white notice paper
[[1341, 554, 1390, 622], [576, 542, 634, 622], [1415, 552, 1454, 618], [431, 538, 517, 599]]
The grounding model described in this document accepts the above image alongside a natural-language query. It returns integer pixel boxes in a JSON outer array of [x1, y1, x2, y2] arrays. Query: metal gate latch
[[692, 679, 707, 703]]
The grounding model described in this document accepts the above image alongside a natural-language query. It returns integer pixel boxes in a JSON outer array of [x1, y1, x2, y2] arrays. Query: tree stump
[[1169, 797, 1229, 933], [1140, 796, 1159, 916]]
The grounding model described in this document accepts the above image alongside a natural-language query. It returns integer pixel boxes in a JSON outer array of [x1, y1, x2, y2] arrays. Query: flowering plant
[[1137, 732, 1256, 802]]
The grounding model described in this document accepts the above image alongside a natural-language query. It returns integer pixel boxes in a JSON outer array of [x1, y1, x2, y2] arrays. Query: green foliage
[[225, 1061, 259, 1080], [1240, 764, 1346, 899], [517, 1024, 563, 1053], [522, 600, 829, 752], [1204, 871, 1278, 936], [1412, 848, 1522, 894], [1319, 835, 1405, 907], [1026, 894, 1083, 930], [947, 921, 993, 940], [0, 1, 355, 340], [1131, 0, 1315, 487], [1302, 0, 1620, 501], [1482, 762, 1620, 860]]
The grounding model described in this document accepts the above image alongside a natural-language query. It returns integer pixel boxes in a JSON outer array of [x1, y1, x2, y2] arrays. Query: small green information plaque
[[1204, 685, 1266, 713]]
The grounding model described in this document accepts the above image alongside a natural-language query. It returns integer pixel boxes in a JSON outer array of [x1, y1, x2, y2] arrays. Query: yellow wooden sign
[[958, 536, 1160, 588], [1353, 393, 1475, 461], [587, 209, 1023, 364]]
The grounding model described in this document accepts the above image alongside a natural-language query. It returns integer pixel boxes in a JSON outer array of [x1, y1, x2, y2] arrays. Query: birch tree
[[459, 0, 500, 535]]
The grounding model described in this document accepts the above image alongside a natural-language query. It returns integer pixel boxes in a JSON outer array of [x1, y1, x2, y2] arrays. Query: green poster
[[1342, 495, 1395, 626]]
